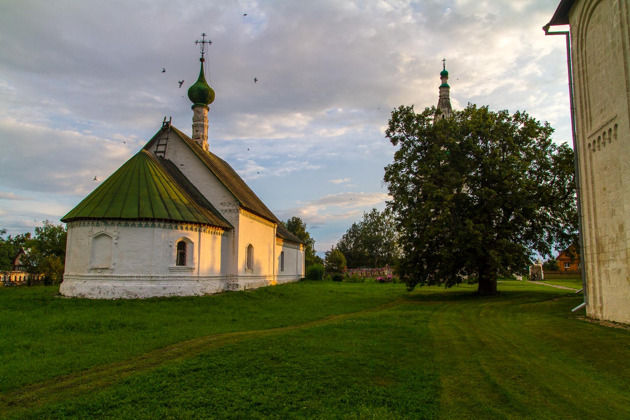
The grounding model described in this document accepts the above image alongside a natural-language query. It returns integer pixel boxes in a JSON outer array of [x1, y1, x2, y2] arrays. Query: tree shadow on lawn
[[402, 283, 576, 305]]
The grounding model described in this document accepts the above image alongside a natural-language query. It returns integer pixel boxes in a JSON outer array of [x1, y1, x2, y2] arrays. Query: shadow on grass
[[401, 282, 577, 305]]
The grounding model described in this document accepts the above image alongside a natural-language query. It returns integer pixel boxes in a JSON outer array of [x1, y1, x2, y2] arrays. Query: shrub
[[306, 264, 325, 281], [344, 275, 365, 283], [375, 275, 393, 283], [331, 273, 344, 282], [324, 275, 332, 282]]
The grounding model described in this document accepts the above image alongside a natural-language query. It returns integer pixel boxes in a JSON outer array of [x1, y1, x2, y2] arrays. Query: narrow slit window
[[176, 241, 187, 266]]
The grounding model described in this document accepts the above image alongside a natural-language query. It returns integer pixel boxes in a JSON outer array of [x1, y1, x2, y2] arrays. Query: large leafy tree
[[283, 217, 321, 268], [336, 208, 400, 268], [384, 104, 577, 295]]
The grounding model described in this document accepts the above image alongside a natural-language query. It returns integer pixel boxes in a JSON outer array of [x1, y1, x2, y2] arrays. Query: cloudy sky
[[0, 0, 569, 254]]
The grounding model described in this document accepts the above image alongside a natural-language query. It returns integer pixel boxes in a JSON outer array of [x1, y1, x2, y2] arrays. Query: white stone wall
[[62, 220, 226, 298], [569, 0, 630, 323], [275, 239, 305, 282], [237, 209, 276, 278]]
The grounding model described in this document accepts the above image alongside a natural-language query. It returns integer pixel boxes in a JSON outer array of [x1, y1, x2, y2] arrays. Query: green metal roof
[[62, 150, 231, 229]]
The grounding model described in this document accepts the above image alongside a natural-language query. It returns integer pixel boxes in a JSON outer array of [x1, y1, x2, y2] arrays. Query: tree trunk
[[477, 266, 498, 296]]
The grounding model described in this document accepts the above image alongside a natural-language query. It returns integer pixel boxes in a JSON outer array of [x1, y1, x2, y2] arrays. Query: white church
[[60, 38, 305, 299]]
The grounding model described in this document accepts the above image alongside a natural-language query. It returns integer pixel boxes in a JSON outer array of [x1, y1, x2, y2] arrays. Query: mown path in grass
[[427, 289, 630, 419], [2, 281, 630, 419], [526, 280, 579, 290], [0, 299, 406, 417]]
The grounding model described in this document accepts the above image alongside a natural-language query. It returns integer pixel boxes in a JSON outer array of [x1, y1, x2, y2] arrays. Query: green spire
[[187, 58, 215, 108]]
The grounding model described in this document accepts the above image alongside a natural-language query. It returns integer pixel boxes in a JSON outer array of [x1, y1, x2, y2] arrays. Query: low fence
[[1, 272, 45, 287], [343, 266, 393, 278]]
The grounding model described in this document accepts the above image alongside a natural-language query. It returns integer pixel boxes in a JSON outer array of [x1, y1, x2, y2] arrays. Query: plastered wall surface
[[570, 0, 630, 323]]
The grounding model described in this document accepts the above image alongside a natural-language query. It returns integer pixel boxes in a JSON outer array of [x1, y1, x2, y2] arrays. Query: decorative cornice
[[66, 220, 227, 236]]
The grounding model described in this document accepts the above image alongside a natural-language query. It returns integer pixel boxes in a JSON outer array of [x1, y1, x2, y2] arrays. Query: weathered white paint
[[191, 105, 209, 151], [565, 0, 630, 323], [62, 218, 303, 299]]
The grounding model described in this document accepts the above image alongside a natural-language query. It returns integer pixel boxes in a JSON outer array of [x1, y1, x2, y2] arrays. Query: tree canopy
[[283, 216, 321, 268], [23, 221, 67, 284], [336, 208, 400, 268], [384, 104, 577, 295], [1, 222, 67, 284], [324, 248, 346, 274]]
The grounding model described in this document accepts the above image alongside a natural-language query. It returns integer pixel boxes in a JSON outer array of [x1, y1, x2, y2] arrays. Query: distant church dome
[[187, 59, 215, 108], [437, 59, 453, 119]]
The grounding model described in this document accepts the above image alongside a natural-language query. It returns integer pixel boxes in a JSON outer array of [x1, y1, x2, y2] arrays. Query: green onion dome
[[440, 69, 449, 77], [187, 59, 215, 107]]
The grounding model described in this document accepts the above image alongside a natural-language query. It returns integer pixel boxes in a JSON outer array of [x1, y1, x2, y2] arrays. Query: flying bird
[[93, 176, 98, 181], [254, 77, 258, 84], [162, 68, 166, 73], [178, 80, 184, 88], [243, 13, 247, 16]]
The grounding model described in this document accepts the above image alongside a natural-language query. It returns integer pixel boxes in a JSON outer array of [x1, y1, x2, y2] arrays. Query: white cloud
[[277, 191, 390, 228], [330, 178, 351, 184], [0, 192, 31, 201]]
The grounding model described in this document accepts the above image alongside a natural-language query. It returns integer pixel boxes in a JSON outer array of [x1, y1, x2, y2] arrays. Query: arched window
[[246, 244, 254, 270], [176, 240, 187, 266]]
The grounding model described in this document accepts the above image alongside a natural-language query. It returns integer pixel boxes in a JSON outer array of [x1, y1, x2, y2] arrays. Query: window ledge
[[169, 266, 195, 273], [89, 267, 113, 273]]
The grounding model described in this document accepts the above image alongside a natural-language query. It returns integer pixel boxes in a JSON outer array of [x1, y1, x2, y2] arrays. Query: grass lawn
[[1, 280, 629, 419]]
